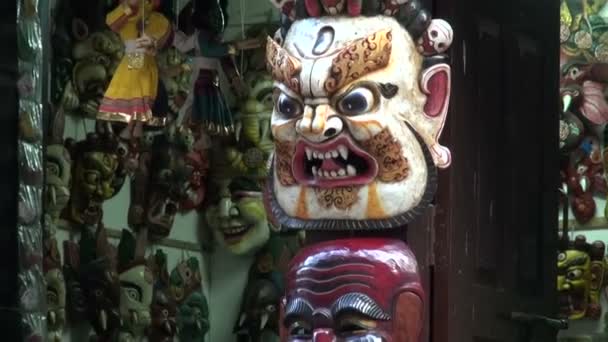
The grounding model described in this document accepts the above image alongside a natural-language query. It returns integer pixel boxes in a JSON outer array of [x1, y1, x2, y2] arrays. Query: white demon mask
[[265, 1, 452, 230]]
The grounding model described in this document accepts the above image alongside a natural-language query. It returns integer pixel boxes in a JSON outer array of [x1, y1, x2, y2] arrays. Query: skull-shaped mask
[[418, 19, 453, 55], [265, 0, 452, 230]]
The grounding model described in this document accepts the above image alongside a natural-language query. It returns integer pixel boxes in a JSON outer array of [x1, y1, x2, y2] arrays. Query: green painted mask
[[205, 177, 270, 255], [558, 235, 607, 320], [177, 292, 210, 342]]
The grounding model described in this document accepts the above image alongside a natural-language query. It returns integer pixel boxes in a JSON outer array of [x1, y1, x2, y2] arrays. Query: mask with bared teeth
[[128, 125, 194, 240], [265, 0, 453, 231]]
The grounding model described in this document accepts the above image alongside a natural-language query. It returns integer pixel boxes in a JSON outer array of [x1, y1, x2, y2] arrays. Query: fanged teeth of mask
[[305, 145, 357, 179]]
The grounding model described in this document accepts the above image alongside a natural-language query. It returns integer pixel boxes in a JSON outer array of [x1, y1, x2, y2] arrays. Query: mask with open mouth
[[63, 132, 126, 226], [265, 0, 453, 231], [206, 177, 271, 255], [79, 224, 121, 341], [128, 125, 194, 240], [557, 235, 607, 320]]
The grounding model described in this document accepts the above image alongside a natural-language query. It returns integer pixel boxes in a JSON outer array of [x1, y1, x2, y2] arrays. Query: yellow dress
[[97, 3, 171, 126]]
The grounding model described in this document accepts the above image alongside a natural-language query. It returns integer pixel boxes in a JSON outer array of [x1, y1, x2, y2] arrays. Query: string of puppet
[[239, 0, 246, 74]]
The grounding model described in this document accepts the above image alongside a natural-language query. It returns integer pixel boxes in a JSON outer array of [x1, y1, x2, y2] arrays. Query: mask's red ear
[[394, 292, 424, 342], [421, 63, 452, 168]]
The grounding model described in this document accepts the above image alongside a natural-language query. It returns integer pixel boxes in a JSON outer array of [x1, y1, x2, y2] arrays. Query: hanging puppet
[[264, 0, 453, 340], [173, 0, 262, 136], [97, 0, 173, 139]]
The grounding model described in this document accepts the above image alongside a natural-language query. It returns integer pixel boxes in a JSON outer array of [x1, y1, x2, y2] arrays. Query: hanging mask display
[[558, 235, 607, 320], [147, 249, 177, 342], [51, 0, 124, 119], [62, 240, 87, 324], [117, 229, 154, 342], [128, 125, 195, 240], [176, 291, 210, 342], [205, 176, 271, 255], [169, 256, 209, 341], [563, 135, 607, 223], [149, 292, 178, 342], [43, 224, 65, 342], [235, 234, 301, 341], [63, 132, 126, 226], [79, 224, 121, 341], [560, 0, 608, 126], [180, 149, 209, 212], [265, 0, 453, 231], [204, 78, 274, 254], [97, 0, 173, 130], [281, 239, 424, 341], [45, 108, 72, 220]]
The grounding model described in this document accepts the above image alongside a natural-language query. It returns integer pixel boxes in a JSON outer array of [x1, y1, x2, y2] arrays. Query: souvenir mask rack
[[559, 0, 608, 340], [21, 0, 457, 341]]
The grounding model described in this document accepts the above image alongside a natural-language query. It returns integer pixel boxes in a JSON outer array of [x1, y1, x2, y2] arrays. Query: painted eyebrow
[[559, 255, 589, 269], [284, 297, 314, 323], [331, 292, 391, 321]]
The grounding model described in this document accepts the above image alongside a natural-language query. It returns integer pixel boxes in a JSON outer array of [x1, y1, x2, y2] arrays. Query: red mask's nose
[[313, 329, 336, 342]]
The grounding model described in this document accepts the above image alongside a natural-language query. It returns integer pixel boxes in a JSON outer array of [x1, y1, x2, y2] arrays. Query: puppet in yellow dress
[[98, 0, 172, 135]]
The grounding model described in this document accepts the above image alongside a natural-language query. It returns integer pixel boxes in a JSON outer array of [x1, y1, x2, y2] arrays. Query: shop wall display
[[560, 0, 608, 340], [42, 0, 292, 341]]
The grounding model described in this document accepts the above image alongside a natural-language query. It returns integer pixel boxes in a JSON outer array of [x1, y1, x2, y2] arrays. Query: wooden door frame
[[429, 0, 560, 341]]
